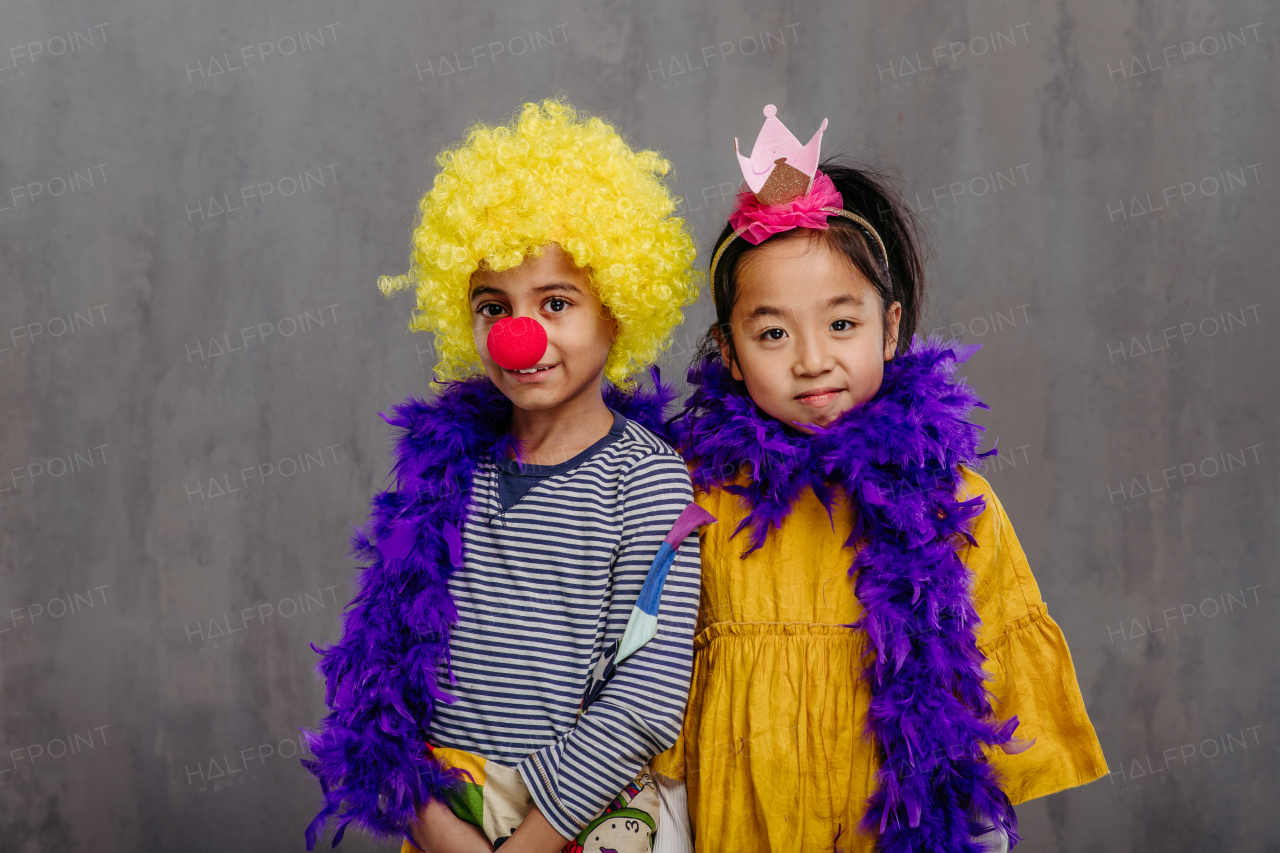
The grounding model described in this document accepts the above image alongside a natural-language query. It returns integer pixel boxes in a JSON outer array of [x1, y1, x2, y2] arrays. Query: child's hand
[[408, 797, 494, 853], [491, 806, 571, 853]]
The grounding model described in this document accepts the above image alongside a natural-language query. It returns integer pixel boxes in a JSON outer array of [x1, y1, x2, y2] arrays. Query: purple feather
[[377, 521, 417, 562], [300, 369, 678, 848], [672, 337, 1021, 853]]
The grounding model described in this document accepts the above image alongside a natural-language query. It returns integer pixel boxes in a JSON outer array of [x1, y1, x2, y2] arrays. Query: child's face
[[470, 243, 617, 411], [720, 235, 901, 434]]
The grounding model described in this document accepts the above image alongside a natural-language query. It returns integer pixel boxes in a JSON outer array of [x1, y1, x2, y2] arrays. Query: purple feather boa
[[300, 368, 677, 849], [671, 338, 1021, 853]]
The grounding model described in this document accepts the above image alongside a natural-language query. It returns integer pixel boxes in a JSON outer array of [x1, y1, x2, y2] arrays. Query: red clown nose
[[486, 316, 548, 371]]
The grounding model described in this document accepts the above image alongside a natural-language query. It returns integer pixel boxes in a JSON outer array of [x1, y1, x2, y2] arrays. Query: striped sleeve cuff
[[516, 752, 584, 842]]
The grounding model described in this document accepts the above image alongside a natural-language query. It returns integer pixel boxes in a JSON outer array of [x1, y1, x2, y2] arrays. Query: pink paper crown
[[734, 104, 829, 206]]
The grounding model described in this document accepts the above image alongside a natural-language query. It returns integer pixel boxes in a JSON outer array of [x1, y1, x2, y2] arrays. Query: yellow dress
[[650, 466, 1107, 853]]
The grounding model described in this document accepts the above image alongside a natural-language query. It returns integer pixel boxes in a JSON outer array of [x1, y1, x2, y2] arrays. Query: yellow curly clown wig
[[378, 98, 699, 386]]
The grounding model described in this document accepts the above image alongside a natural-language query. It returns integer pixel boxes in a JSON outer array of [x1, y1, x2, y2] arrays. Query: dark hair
[[696, 160, 926, 367]]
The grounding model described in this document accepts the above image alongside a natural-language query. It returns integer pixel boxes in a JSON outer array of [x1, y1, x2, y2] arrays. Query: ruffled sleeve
[[957, 467, 1109, 804]]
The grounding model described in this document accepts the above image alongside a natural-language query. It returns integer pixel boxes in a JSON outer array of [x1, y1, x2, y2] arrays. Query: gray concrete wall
[[0, 0, 1275, 849]]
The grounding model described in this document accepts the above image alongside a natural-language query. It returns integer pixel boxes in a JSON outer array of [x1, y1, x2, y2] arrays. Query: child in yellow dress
[[649, 106, 1107, 853]]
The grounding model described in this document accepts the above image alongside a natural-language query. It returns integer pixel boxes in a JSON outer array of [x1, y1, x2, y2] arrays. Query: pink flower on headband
[[728, 171, 844, 245]]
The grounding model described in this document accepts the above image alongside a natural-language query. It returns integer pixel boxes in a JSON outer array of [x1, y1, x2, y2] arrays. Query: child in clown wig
[[303, 99, 711, 853], [648, 106, 1108, 853]]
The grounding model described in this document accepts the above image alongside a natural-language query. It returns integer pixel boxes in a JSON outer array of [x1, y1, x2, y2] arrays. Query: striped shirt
[[428, 410, 701, 840]]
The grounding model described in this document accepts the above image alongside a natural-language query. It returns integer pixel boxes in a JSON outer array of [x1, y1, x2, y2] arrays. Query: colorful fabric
[[398, 747, 660, 853], [651, 340, 1107, 852]]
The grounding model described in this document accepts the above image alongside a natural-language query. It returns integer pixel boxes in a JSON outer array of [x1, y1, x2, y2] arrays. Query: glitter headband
[[709, 105, 889, 285]]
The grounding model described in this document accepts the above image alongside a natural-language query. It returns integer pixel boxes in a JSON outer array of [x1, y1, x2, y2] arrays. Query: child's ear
[[711, 323, 730, 364], [883, 301, 903, 361], [713, 325, 745, 382]]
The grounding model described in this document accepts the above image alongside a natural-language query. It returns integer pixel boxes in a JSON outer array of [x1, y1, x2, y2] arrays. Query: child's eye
[[477, 303, 506, 317], [544, 297, 568, 313], [760, 328, 787, 341], [831, 319, 855, 331]]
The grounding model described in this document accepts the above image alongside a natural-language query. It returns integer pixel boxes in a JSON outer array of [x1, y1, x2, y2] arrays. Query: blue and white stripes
[[426, 418, 702, 840]]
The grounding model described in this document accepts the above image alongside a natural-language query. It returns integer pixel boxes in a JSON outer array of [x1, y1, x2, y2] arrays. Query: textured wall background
[[1, 0, 1275, 850]]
